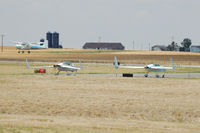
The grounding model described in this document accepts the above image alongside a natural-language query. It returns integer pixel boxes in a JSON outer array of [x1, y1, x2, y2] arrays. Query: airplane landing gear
[[55, 70, 60, 75], [17, 50, 31, 53], [73, 70, 77, 76]]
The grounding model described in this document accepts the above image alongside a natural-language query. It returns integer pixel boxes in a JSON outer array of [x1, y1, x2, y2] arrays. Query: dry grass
[[1, 46, 200, 65], [1, 75, 200, 122], [0, 61, 200, 133]]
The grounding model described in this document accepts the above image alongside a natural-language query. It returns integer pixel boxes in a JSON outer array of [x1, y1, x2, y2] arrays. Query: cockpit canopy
[[153, 64, 160, 66], [21, 42, 28, 45], [63, 61, 72, 66], [146, 64, 161, 68]]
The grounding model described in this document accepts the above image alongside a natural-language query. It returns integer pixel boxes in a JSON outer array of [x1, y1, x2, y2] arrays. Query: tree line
[[167, 38, 192, 51]]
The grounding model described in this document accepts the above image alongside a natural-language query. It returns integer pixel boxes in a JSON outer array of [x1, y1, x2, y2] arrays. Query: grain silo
[[46, 32, 53, 48], [52, 32, 59, 48]]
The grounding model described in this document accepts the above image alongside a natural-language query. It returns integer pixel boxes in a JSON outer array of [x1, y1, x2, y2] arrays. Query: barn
[[83, 42, 125, 50], [151, 45, 168, 51]]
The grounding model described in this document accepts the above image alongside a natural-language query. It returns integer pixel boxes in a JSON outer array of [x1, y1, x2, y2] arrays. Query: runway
[[1, 60, 200, 78], [76, 73, 200, 78]]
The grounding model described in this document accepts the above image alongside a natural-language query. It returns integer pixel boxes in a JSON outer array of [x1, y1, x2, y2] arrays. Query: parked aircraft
[[26, 59, 82, 75], [114, 57, 175, 78], [16, 41, 47, 53]]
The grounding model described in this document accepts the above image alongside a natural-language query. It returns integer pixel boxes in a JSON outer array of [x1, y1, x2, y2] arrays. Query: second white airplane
[[26, 59, 82, 75], [114, 57, 175, 78]]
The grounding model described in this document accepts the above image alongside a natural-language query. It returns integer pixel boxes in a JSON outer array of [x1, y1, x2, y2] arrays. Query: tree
[[167, 41, 179, 51], [181, 38, 192, 48]]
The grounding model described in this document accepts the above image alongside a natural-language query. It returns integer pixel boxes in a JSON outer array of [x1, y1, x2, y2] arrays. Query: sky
[[0, 0, 200, 49]]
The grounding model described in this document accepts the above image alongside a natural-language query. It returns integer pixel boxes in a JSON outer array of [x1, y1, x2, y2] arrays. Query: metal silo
[[46, 32, 53, 48], [52, 32, 59, 48]]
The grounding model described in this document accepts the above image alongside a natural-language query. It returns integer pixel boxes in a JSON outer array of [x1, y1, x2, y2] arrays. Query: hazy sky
[[0, 0, 200, 49]]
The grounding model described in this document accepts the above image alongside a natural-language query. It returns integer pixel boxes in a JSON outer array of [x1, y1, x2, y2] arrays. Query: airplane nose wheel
[[144, 74, 148, 77]]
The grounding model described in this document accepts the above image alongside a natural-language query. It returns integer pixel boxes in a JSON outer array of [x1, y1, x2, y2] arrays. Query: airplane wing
[[119, 66, 145, 69], [34, 66, 54, 69], [114, 57, 144, 69], [150, 67, 173, 69], [26, 59, 53, 69], [27, 65, 53, 69]]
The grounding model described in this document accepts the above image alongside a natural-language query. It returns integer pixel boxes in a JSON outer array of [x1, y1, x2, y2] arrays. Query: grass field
[[0, 61, 200, 133], [1, 46, 200, 65], [0, 47, 200, 133]]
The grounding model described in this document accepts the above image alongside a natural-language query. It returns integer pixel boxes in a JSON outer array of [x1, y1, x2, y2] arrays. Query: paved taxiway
[[76, 73, 200, 78]]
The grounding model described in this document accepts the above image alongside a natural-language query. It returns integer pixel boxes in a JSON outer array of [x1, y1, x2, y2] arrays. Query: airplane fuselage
[[16, 42, 47, 50], [145, 67, 166, 72], [56, 62, 80, 73], [145, 64, 166, 72], [57, 66, 79, 72]]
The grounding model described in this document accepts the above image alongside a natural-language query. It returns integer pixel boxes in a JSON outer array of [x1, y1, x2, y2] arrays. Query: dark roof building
[[151, 45, 168, 51], [83, 42, 125, 50]]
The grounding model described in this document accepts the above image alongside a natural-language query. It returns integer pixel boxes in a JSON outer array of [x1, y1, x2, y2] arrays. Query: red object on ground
[[39, 69, 46, 73]]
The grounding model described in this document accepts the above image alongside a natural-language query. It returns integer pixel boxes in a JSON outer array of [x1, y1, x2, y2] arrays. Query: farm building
[[151, 45, 168, 51], [83, 42, 125, 50], [190, 45, 200, 53]]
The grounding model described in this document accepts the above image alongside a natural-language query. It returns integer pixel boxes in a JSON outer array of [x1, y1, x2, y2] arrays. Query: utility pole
[[98, 36, 101, 43], [1, 34, 5, 52], [149, 43, 151, 51], [98, 36, 101, 50], [141, 44, 143, 50]]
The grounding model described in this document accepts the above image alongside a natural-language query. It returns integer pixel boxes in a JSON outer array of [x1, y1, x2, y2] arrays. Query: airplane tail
[[114, 57, 119, 69], [44, 41, 48, 48], [171, 57, 175, 71], [39, 41, 48, 48], [26, 58, 31, 69]]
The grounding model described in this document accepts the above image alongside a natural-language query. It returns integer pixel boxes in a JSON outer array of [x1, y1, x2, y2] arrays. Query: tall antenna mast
[[1, 34, 5, 52], [98, 36, 101, 43]]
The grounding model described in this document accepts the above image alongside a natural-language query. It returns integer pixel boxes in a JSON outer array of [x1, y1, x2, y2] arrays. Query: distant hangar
[[83, 42, 125, 50]]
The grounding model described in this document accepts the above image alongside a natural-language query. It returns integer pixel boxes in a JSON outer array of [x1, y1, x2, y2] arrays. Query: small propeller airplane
[[26, 59, 82, 75], [15, 41, 48, 53], [114, 57, 175, 78]]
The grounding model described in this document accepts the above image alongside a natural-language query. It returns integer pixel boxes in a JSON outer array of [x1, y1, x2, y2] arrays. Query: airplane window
[[63, 62, 72, 66]]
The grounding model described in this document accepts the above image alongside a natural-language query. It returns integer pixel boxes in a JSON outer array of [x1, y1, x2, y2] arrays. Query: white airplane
[[114, 57, 175, 78], [26, 59, 82, 75], [15, 41, 47, 53]]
